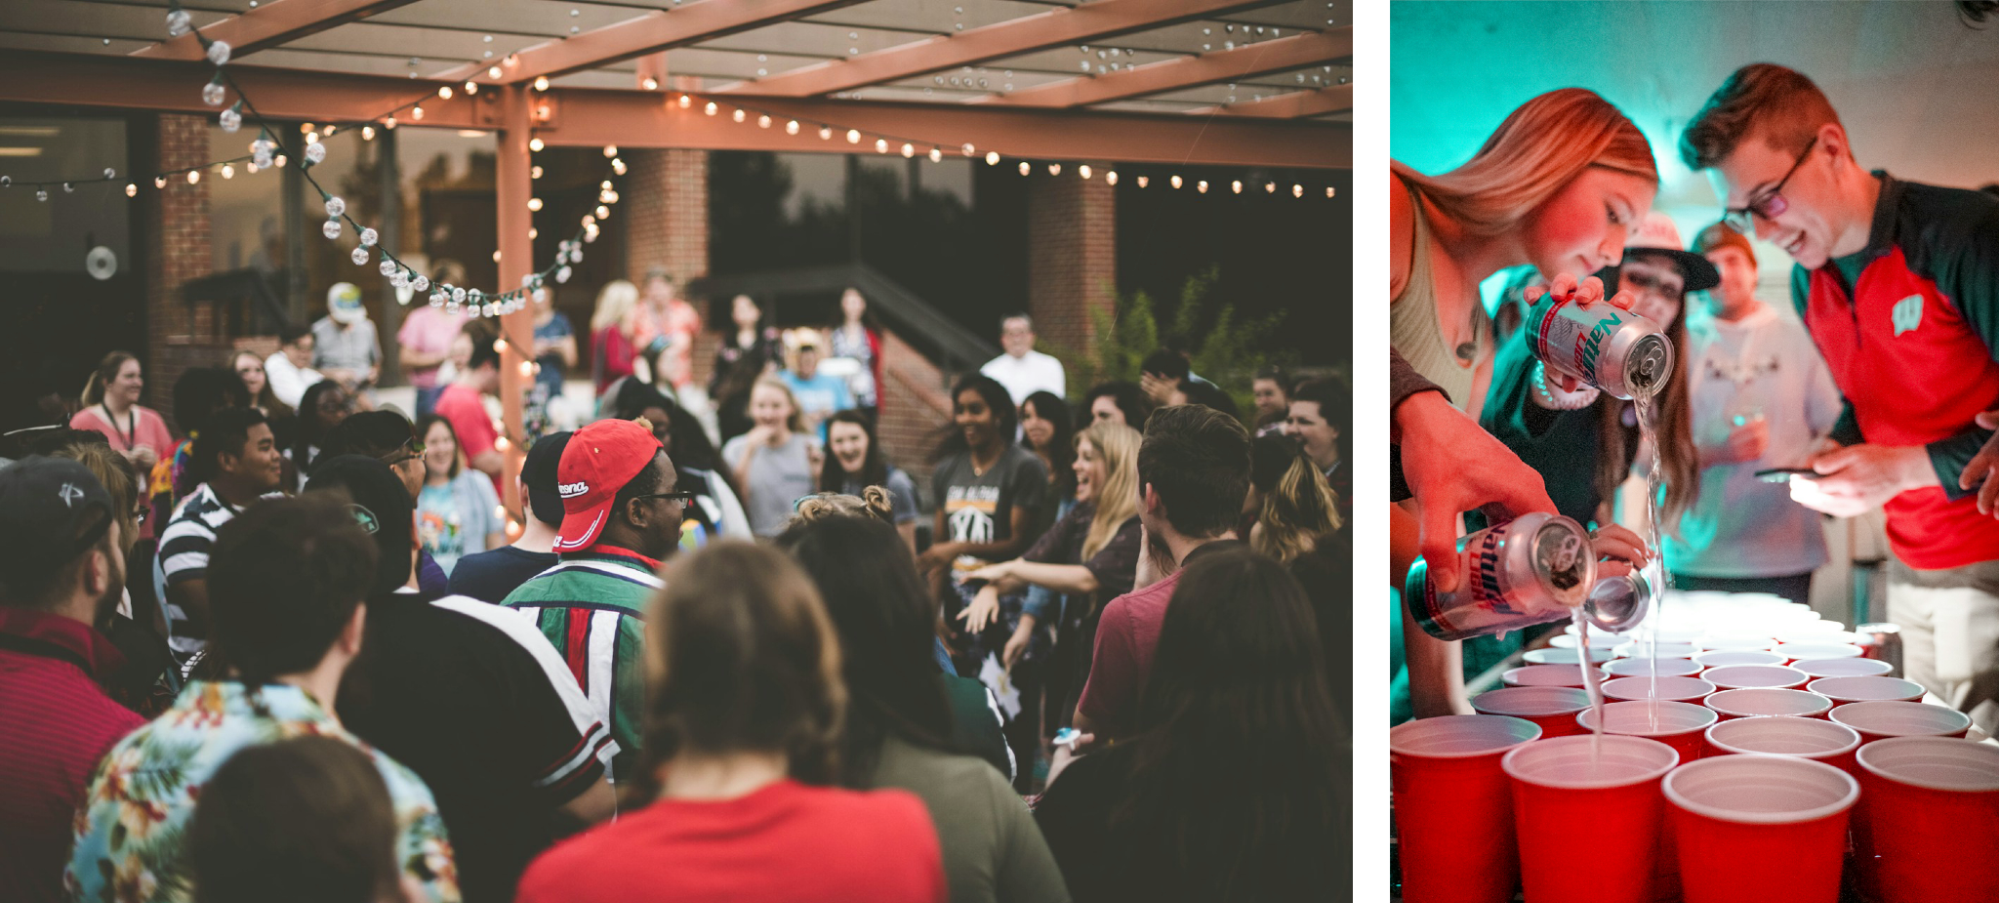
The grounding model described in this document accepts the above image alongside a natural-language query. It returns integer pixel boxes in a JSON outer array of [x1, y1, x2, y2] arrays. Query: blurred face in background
[[795, 346, 821, 379], [840, 289, 866, 323], [1285, 400, 1339, 471], [829, 419, 869, 474], [1000, 317, 1034, 359], [1089, 395, 1125, 427], [1618, 253, 1685, 329], [732, 295, 761, 331], [1704, 245, 1760, 319], [110, 359, 144, 406], [234, 354, 267, 399], [423, 420, 457, 481], [1072, 437, 1105, 504], [284, 334, 315, 369], [1020, 399, 1057, 451], [1252, 378, 1287, 418], [750, 383, 794, 434], [640, 406, 674, 454]]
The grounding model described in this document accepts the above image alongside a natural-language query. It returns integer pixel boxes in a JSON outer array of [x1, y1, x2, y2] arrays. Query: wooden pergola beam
[[714, 0, 1283, 98], [979, 28, 1351, 108], [1185, 84, 1352, 119], [437, 0, 867, 85], [0, 51, 1347, 168], [133, 0, 422, 62]]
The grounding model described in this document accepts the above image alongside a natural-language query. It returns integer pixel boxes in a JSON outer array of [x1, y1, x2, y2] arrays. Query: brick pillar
[[1026, 167, 1117, 381], [875, 330, 953, 498], [625, 148, 709, 289], [146, 113, 219, 430]]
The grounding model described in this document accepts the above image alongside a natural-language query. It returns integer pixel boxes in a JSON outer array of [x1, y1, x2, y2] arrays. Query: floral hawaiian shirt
[[66, 680, 460, 903]]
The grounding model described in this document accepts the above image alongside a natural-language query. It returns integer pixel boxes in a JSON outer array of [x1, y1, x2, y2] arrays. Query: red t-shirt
[[516, 778, 945, 903], [1075, 540, 1241, 739], [0, 609, 144, 903], [435, 382, 501, 496]]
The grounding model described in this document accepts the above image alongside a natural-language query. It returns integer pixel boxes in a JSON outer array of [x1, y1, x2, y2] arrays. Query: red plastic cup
[[1702, 687, 1833, 721], [1806, 675, 1923, 706], [1471, 687, 1591, 739], [1577, 700, 1717, 763], [1697, 635, 1778, 653], [1390, 715, 1542, 903], [1525, 646, 1616, 665], [1664, 755, 1859, 903], [1851, 737, 1999, 903], [1771, 643, 1862, 664], [1602, 675, 1715, 704], [1701, 664, 1809, 690], [1692, 650, 1785, 669], [1602, 656, 1703, 679], [1502, 664, 1601, 689], [1503, 735, 1679, 903], [1829, 700, 1972, 743], [1790, 657, 1894, 679], [1613, 641, 1699, 659], [1702, 715, 1862, 778], [1552, 630, 1622, 649]]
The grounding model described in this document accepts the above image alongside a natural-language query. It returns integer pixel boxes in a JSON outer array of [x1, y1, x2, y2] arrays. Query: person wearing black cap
[[307, 455, 616, 903], [1665, 222, 1844, 606], [448, 431, 572, 603], [316, 409, 450, 597], [0, 459, 144, 903]]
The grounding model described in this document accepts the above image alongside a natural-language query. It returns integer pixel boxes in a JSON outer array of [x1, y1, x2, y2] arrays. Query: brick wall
[[146, 114, 223, 431], [875, 329, 953, 500], [1026, 168, 1117, 373], [625, 148, 709, 293]]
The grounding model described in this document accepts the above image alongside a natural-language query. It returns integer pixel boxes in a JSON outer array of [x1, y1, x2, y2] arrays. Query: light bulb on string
[[220, 164, 234, 179], [985, 151, 999, 165], [678, 94, 692, 109], [534, 76, 550, 91], [410, 105, 424, 121], [961, 143, 975, 157], [705, 102, 718, 116], [489, 66, 502, 79], [1231, 180, 1242, 194], [731, 109, 745, 123], [528, 227, 538, 239], [527, 197, 543, 212], [154, 176, 167, 189], [1137, 175, 1149, 188], [362, 125, 376, 140], [464, 81, 478, 94], [757, 115, 771, 129], [846, 129, 861, 144], [819, 126, 833, 140], [1106, 170, 1118, 186], [900, 143, 914, 158], [610, 158, 625, 175], [602, 144, 617, 157], [1326, 187, 1336, 198], [874, 138, 888, 153], [187, 170, 200, 184], [928, 147, 943, 163], [1170, 175, 1183, 189], [304, 132, 319, 145], [1079, 164, 1092, 179], [125, 183, 137, 197], [1018, 161, 1030, 176], [1198, 180, 1209, 193], [642, 76, 659, 91], [1048, 163, 1061, 176], [274, 154, 287, 167], [531, 165, 543, 179], [786, 120, 800, 135], [1265, 182, 1276, 194], [438, 85, 453, 100], [529, 137, 544, 152], [383, 116, 395, 130], [595, 205, 610, 219], [1292, 184, 1303, 198]]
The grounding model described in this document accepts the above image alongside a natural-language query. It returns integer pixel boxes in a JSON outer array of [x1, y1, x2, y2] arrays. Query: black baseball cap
[[0, 457, 115, 597], [318, 410, 417, 464], [522, 431, 573, 528], [304, 455, 414, 598]]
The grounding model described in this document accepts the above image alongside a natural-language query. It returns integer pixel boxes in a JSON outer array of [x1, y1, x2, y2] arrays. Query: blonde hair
[[590, 280, 640, 333], [1253, 455, 1341, 565], [1391, 88, 1658, 238], [750, 378, 808, 435], [791, 487, 894, 527], [1078, 421, 1142, 562], [629, 542, 846, 803], [52, 440, 141, 555]]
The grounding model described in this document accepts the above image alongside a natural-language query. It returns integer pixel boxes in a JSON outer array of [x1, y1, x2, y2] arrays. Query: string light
[[985, 151, 999, 165], [705, 101, 718, 116], [527, 197, 543, 211], [531, 165, 543, 179], [410, 105, 424, 121], [731, 109, 746, 123], [383, 116, 395, 129], [961, 143, 975, 157], [874, 138, 888, 153], [1197, 180, 1209, 193], [1079, 164, 1092, 179], [602, 144, 617, 157], [125, 183, 137, 197], [1137, 176, 1148, 188], [464, 81, 477, 94], [488, 66, 502, 79], [187, 170, 200, 184], [846, 129, 861, 144], [1018, 161, 1030, 176], [437, 85, 453, 99], [1231, 180, 1242, 194], [1048, 163, 1061, 176], [610, 158, 625, 175], [533, 76, 550, 91], [529, 137, 545, 152], [900, 143, 915, 158], [642, 76, 659, 91], [786, 120, 799, 135], [1171, 175, 1183, 189], [154, 176, 166, 189], [678, 94, 692, 109], [1265, 182, 1276, 194], [1105, 170, 1117, 186], [362, 125, 375, 140], [1327, 186, 1336, 198], [819, 126, 833, 140], [220, 164, 234, 179]]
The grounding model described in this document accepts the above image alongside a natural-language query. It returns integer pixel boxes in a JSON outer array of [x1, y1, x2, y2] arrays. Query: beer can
[[1582, 572, 1652, 634], [1527, 293, 1675, 400], [1854, 622, 1904, 679], [1406, 512, 1596, 642]]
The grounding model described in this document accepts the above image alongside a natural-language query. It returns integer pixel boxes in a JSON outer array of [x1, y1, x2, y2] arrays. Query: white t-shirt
[[980, 350, 1066, 406], [1664, 306, 1845, 578], [265, 351, 325, 408]]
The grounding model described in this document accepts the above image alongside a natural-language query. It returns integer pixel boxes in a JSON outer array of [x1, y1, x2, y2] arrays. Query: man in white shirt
[[1663, 222, 1844, 606], [980, 313, 1065, 406], [264, 324, 325, 409]]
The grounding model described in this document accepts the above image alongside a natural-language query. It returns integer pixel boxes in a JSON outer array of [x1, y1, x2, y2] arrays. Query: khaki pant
[[1888, 560, 1999, 735]]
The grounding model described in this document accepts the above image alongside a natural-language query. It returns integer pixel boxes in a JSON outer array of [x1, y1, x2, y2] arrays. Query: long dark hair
[[611, 379, 742, 502], [294, 381, 347, 470], [1085, 380, 1153, 430], [774, 514, 955, 787], [1021, 390, 1076, 497], [1109, 546, 1346, 900], [929, 373, 1016, 463], [1599, 265, 1698, 533], [818, 408, 890, 493]]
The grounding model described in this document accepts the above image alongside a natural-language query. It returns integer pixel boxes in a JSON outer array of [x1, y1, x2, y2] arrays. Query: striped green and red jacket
[[502, 546, 662, 781]]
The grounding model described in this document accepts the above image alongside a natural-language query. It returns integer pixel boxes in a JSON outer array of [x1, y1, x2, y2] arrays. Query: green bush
[[1051, 268, 1289, 421]]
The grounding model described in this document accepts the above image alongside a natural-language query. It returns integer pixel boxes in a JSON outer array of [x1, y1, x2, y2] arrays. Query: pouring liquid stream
[[1634, 393, 1669, 732], [1573, 609, 1607, 768]]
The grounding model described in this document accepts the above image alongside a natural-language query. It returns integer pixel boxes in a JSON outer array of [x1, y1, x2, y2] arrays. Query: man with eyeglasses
[[1684, 63, 1999, 732], [503, 418, 689, 781]]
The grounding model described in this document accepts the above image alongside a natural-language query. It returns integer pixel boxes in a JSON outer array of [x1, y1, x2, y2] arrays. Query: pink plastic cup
[[1471, 687, 1591, 739], [1664, 755, 1859, 903], [1613, 641, 1699, 659], [1851, 737, 1999, 903], [1390, 715, 1542, 903], [1502, 664, 1601, 689], [1790, 657, 1894, 679], [1702, 687, 1833, 721], [1829, 700, 1972, 743], [1771, 643, 1863, 664], [1692, 650, 1785, 669], [1702, 715, 1863, 778], [1602, 675, 1714, 704], [1602, 656, 1703, 679], [1701, 664, 1809, 690], [1525, 646, 1616, 665], [1577, 700, 1717, 763], [1503, 735, 1679, 903], [1806, 676, 1924, 706]]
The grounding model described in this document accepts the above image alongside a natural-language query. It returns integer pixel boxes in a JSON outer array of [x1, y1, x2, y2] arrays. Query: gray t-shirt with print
[[722, 432, 817, 537]]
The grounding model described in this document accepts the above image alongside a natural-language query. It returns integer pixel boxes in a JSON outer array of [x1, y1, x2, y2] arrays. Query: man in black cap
[[448, 431, 572, 604], [316, 409, 448, 597], [0, 458, 144, 903], [306, 455, 615, 903]]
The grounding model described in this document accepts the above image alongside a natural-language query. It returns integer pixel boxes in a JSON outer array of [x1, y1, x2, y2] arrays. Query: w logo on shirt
[[1891, 294, 1923, 336]]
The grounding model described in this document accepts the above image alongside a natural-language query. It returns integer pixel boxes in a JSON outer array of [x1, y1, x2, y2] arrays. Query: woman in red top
[[69, 352, 176, 540], [589, 280, 639, 396], [515, 542, 946, 903]]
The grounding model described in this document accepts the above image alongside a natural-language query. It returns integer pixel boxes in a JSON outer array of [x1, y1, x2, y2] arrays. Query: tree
[[1053, 267, 1290, 421]]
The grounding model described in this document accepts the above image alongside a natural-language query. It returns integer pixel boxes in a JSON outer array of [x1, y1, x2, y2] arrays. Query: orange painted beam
[[980, 28, 1352, 108], [495, 84, 534, 520], [0, 52, 1346, 168], [715, 0, 1283, 98], [134, 0, 421, 62], [1186, 84, 1352, 119], [436, 0, 866, 85]]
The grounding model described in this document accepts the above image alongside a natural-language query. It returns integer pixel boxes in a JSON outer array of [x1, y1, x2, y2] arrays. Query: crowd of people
[[0, 263, 1354, 902], [1389, 64, 1999, 732]]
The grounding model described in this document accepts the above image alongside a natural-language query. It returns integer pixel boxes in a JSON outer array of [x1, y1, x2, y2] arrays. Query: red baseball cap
[[554, 419, 664, 553]]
